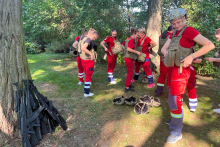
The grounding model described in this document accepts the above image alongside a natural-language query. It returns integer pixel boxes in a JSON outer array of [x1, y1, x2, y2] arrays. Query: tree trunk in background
[[146, 0, 164, 74], [0, 0, 32, 137]]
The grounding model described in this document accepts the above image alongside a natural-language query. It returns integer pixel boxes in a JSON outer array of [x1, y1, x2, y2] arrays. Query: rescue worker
[[206, 28, 220, 114], [100, 29, 119, 84], [72, 30, 88, 85], [131, 28, 157, 88], [187, 58, 202, 112], [78, 28, 99, 97], [161, 8, 215, 143], [155, 25, 174, 96], [122, 28, 141, 92]]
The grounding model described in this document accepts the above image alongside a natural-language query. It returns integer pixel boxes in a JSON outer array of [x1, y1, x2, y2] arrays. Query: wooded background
[[23, 0, 220, 76]]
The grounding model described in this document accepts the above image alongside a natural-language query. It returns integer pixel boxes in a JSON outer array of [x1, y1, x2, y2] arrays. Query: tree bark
[[146, 0, 164, 73], [0, 0, 31, 137]]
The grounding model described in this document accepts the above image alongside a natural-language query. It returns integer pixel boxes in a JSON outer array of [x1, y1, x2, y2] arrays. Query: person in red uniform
[[72, 30, 88, 85], [122, 28, 141, 92], [131, 28, 157, 88], [100, 29, 119, 84], [155, 25, 174, 96], [80, 28, 99, 97], [161, 8, 215, 143], [206, 28, 220, 114]]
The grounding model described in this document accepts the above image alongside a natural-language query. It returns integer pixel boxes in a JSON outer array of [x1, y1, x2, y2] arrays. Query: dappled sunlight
[[91, 88, 124, 102], [37, 83, 59, 93], [98, 109, 163, 147], [53, 63, 76, 72], [32, 69, 46, 79], [208, 130, 220, 144], [27, 59, 36, 63]]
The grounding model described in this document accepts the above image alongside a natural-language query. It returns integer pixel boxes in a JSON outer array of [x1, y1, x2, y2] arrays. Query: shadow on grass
[[2, 53, 219, 147]]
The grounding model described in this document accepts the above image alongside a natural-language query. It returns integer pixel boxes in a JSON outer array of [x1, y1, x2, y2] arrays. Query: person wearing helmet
[[155, 25, 174, 96], [100, 29, 120, 84], [161, 8, 215, 143], [122, 28, 142, 92], [131, 28, 157, 88], [72, 30, 88, 85]]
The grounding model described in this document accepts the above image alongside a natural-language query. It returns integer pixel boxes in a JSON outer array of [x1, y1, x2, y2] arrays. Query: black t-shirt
[[79, 36, 93, 51]]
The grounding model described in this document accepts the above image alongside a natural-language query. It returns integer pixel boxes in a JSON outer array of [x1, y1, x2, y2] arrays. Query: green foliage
[[25, 42, 41, 54]]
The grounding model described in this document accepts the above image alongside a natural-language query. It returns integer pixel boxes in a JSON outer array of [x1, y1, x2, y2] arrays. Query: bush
[[45, 37, 75, 53], [25, 42, 41, 54]]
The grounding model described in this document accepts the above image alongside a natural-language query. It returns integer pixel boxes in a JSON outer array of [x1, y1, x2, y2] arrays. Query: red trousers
[[168, 66, 190, 136], [187, 66, 197, 98], [125, 58, 134, 88], [81, 59, 94, 82], [157, 57, 168, 86], [107, 53, 117, 73], [135, 59, 152, 76], [76, 56, 84, 82]]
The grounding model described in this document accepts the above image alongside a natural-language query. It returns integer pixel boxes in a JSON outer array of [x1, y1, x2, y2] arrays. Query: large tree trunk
[[0, 0, 31, 137], [146, 0, 164, 74]]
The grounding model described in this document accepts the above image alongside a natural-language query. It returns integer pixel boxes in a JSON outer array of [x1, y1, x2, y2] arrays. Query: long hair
[[161, 25, 173, 39]]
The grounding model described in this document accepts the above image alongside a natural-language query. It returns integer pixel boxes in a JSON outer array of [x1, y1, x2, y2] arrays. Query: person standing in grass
[[78, 28, 99, 97], [100, 29, 119, 84], [206, 28, 220, 114], [122, 28, 141, 92], [161, 8, 215, 143], [155, 25, 174, 96], [72, 30, 88, 85], [131, 28, 157, 88]]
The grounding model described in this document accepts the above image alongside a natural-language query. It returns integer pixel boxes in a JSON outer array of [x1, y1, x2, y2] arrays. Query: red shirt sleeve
[[183, 27, 199, 40], [146, 37, 152, 44], [103, 36, 111, 43], [75, 36, 80, 41], [127, 39, 135, 49]]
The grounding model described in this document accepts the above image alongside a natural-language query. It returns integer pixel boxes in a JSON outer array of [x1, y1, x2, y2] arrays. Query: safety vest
[[78, 36, 95, 60], [135, 36, 147, 62], [158, 35, 170, 57], [111, 37, 123, 55], [163, 26, 196, 71], [124, 38, 138, 60]]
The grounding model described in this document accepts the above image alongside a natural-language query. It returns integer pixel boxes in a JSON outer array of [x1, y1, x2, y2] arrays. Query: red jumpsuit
[[134, 35, 154, 84], [167, 26, 199, 136], [187, 66, 197, 112], [75, 36, 84, 83], [122, 37, 135, 88], [80, 37, 95, 94], [103, 36, 118, 82], [155, 33, 172, 96]]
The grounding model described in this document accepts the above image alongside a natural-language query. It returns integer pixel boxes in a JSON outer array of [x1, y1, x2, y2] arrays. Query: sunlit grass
[[22, 53, 220, 147]]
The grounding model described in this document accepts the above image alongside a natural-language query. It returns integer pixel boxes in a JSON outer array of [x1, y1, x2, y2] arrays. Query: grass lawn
[[1, 53, 220, 147]]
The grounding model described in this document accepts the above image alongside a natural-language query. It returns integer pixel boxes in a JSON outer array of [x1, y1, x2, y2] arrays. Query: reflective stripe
[[108, 72, 113, 75], [190, 66, 194, 70], [189, 103, 197, 106], [189, 98, 197, 102], [84, 86, 90, 89], [85, 82, 91, 84], [78, 76, 84, 78], [190, 109, 196, 111], [147, 75, 153, 78], [157, 83, 164, 86], [78, 73, 84, 75], [108, 75, 113, 78], [135, 73, 139, 75], [171, 112, 183, 118]]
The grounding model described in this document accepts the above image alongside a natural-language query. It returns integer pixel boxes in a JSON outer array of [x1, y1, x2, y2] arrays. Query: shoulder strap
[[111, 36, 117, 41], [140, 36, 147, 46], [177, 26, 188, 37]]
